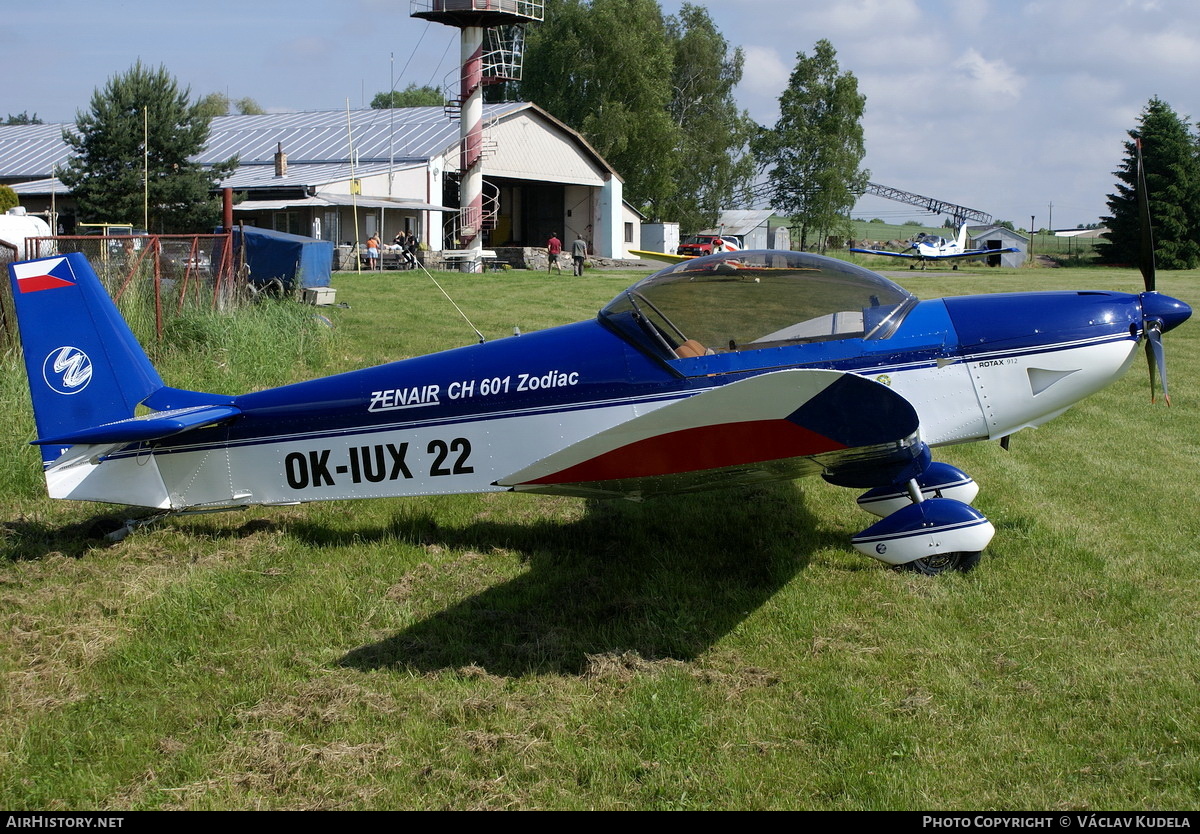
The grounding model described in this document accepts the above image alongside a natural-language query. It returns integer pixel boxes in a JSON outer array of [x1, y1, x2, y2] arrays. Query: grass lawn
[[1, 262, 1198, 810]]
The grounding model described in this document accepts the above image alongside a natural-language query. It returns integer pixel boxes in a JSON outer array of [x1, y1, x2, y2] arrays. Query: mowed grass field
[[1, 261, 1199, 810]]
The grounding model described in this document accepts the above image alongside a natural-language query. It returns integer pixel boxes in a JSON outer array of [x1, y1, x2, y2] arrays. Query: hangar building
[[0, 103, 638, 261], [968, 225, 1028, 268]]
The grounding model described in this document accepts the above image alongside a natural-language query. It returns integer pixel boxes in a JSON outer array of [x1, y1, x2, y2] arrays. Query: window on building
[[272, 211, 302, 236]]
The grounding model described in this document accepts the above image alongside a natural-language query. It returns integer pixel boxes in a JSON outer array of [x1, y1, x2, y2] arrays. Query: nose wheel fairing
[[846, 458, 995, 571], [851, 497, 995, 567]]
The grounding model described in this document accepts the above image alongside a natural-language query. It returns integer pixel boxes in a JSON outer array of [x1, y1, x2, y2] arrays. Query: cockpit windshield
[[599, 250, 916, 360]]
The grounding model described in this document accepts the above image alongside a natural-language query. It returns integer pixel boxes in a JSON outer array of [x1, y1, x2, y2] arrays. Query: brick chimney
[[274, 142, 288, 177]]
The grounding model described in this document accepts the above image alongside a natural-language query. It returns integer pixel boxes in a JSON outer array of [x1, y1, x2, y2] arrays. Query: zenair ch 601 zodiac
[[6, 169, 1189, 575]]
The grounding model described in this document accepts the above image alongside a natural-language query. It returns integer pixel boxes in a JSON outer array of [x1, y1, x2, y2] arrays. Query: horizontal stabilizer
[[33, 404, 242, 446]]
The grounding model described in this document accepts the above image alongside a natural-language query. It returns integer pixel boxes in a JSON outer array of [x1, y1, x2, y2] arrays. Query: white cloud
[[739, 45, 792, 123], [807, 0, 924, 35], [950, 49, 1025, 106], [947, 0, 989, 31]]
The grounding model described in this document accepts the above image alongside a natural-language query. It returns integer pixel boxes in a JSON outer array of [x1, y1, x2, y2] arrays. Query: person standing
[[571, 234, 587, 276], [365, 233, 381, 270], [403, 231, 419, 270], [546, 232, 563, 273]]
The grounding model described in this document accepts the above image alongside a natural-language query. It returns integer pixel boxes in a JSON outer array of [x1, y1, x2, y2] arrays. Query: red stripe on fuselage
[[526, 419, 846, 485]]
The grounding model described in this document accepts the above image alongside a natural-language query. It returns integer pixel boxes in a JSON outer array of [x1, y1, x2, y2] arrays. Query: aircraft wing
[[497, 369, 922, 499], [851, 246, 1021, 262], [921, 247, 1021, 261], [629, 249, 693, 264], [849, 247, 915, 259]]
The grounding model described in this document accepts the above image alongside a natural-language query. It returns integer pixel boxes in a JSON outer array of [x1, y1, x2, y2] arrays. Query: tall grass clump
[[156, 298, 337, 393], [101, 266, 161, 347], [0, 349, 43, 501]]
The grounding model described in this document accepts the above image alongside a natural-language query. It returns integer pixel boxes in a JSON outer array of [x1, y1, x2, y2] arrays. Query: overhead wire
[[426, 30, 458, 90]]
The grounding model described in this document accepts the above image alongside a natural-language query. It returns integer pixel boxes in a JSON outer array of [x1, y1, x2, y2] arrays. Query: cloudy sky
[[8, 0, 1198, 228]]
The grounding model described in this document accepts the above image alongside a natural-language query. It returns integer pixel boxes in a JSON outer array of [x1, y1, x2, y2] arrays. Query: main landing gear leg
[[103, 505, 250, 542]]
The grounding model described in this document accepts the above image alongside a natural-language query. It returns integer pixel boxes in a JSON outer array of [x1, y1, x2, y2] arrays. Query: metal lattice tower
[[860, 182, 992, 226], [739, 178, 993, 227]]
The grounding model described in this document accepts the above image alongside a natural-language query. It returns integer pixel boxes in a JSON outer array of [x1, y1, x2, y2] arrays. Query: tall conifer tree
[[1100, 97, 1200, 269], [58, 62, 238, 233]]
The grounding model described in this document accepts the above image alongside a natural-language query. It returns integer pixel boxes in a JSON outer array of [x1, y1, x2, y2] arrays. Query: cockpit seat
[[675, 339, 708, 358]]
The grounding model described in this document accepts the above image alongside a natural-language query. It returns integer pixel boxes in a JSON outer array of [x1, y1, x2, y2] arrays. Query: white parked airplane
[[851, 225, 1018, 269]]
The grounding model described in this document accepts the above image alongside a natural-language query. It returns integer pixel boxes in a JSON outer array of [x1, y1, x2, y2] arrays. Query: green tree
[[195, 93, 232, 118], [234, 97, 266, 116], [195, 93, 267, 117], [754, 40, 868, 252], [371, 84, 444, 108], [0, 185, 18, 213], [57, 62, 238, 233], [4, 111, 42, 125], [520, 0, 680, 212], [1099, 97, 1200, 269], [658, 3, 756, 231]]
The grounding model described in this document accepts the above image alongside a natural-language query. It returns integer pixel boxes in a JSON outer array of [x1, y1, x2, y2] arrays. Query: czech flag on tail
[[11, 257, 77, 293]]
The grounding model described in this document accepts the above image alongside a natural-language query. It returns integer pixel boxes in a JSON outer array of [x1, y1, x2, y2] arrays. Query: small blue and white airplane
[[5, 159, 1189, 574], [850, 224, 1019, 269]]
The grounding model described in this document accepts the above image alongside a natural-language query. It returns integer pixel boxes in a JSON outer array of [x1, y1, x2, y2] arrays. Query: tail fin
[[8, 254, 164, 463], [954, 224, 969, 251]]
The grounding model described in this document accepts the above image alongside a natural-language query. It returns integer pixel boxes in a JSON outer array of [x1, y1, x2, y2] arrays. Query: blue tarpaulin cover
[[232, 226, 333, 289]]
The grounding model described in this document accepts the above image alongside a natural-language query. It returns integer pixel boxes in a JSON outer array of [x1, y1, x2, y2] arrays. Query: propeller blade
[[1135, 139, 1176, 405], [1145, 322, 1169, 405], [1135, 138, 1157, 293]]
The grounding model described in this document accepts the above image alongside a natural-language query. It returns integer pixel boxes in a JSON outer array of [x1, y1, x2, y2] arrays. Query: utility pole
[[142, 107, 149, 231]]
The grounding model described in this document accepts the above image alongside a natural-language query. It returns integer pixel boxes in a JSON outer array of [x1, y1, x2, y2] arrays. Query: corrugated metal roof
[[217, 161, 415, 189], [235, 194, 455, 212], [9, 176, 69, 194], [0, 103, 530, 179], [967, 224, 1029, 242], [0, 124, 76, 179], [199, 105, 515, 165]]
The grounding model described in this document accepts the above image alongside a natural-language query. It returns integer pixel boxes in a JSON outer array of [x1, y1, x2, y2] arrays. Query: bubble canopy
[[599, 251, 917, 360]]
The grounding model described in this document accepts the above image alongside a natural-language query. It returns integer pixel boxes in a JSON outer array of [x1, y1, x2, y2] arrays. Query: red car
[[677, 234, 741, 257]]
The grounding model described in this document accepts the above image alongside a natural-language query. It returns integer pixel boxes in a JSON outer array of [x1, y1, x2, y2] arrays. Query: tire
[[897, 550, 982, 575]]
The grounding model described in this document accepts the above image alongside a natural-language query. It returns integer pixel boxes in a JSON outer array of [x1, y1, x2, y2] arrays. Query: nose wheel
[[898, 550, 982, 575]]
